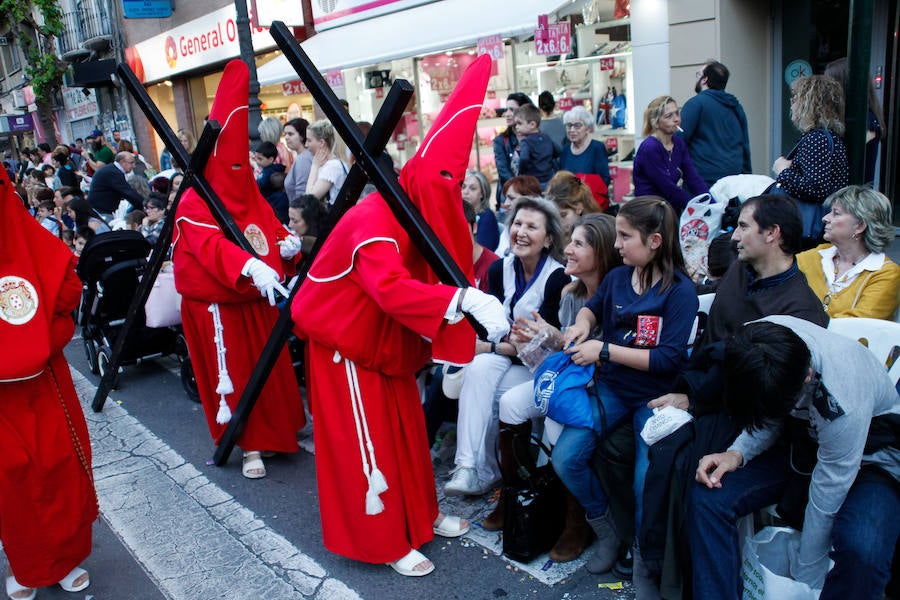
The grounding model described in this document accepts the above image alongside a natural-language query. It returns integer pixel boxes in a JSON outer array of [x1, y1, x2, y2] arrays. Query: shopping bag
[[680, 193, 726, 283], [740, 527, 821, 600], [144, 267, 182, 327]]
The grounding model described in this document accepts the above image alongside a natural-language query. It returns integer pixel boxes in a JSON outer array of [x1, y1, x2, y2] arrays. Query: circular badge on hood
[[0, 276, 39, 325], [243, 223, 269, 256]]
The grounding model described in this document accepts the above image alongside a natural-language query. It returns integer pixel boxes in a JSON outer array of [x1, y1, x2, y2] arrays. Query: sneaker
[[444, 466, 484, 496]]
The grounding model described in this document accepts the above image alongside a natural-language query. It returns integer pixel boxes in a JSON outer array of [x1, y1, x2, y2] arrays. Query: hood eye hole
[[440, 170, 452, 180], [231, 164, 241, 170]]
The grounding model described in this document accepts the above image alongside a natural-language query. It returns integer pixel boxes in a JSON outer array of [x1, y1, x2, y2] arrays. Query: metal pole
[[235, 0, 263, 147], [213, 80, 414, 465], [846, 0, 874, 184]]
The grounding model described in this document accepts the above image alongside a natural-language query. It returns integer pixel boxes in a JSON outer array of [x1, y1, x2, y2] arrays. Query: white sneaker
[[444, 466, 486, 496]]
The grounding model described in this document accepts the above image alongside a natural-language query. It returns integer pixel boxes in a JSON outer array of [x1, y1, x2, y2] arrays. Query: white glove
[[460, 287, 509, 343], [278, 235, 303, 260], [242, 258, 289, 306]]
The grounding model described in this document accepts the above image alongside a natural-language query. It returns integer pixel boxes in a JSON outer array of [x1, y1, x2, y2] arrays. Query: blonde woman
[[632, 96, 708, 213], [797, 185, 900, 319], [304, 120, 348, 206]]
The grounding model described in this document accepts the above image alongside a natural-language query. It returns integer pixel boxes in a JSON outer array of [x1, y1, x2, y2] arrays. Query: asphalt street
[[0, 337, 636, 600]]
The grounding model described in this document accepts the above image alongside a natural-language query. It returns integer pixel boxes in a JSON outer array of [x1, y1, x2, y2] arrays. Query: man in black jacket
[[86, 152, 145, 219]]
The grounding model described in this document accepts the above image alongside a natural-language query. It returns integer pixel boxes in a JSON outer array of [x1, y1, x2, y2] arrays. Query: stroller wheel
[[180, 356, 201, 403], [83, 338, 100, 375], [97, 346, 119, 389]]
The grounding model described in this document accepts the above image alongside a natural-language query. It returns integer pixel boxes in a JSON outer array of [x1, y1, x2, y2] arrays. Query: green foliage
[[0, 0, 66, 104]]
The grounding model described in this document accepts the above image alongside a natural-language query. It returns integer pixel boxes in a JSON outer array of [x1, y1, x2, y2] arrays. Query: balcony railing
[[79, 0, 111, 46], [57, 0, 112, 58], [57, 10, 87, 58]]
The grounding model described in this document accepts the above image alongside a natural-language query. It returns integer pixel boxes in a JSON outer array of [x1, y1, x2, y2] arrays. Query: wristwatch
[[599, 342, 610, 363]]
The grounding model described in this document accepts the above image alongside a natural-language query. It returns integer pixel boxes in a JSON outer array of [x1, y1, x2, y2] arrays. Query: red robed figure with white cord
[[173, 59, 306, 479], [0, 168, 97, 599], [292, 54, 508, 576]]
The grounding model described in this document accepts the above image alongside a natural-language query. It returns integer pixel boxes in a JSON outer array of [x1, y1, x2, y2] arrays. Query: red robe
[[173, 196, 305, 450], [0, 182, 97, 586], [293, 196, 469, 563]]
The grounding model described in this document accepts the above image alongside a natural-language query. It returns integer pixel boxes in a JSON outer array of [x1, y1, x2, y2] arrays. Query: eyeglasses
[[565, 122, 585, 129]]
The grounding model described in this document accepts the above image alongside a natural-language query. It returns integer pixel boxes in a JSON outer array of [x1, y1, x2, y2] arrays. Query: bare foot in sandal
[[242, 451, 266, 479], [386, 549, 434, 576]]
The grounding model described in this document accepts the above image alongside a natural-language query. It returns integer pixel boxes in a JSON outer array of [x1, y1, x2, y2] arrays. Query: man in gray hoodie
[[689, 316, 899, 600], [678, 61, 752, 186]]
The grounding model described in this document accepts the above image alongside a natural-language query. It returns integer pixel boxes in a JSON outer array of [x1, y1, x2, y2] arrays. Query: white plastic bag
[[640, 405, 693, 445], [680, 193, 726, 283], [741, 527, 821, 600]]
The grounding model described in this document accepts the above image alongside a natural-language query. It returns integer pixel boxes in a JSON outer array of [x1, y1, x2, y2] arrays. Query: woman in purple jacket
[[632, 96, 708, 214]]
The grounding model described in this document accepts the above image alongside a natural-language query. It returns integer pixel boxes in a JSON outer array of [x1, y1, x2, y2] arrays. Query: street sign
[[123, 0, 173, 19]]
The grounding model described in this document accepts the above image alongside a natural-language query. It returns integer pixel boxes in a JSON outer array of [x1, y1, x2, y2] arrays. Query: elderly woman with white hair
[[560, 106, 611, 211], [797, 185, 900, 319]]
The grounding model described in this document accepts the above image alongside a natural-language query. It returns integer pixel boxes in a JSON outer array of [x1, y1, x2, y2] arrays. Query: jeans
[[551, 380, 653, 524], [820, 467, 900, 600], [688, 449, 791, 600], [689, 450, 900, 600]]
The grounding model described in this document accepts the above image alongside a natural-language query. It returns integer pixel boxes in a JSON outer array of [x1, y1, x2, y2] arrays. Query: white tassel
[[215, 372, 234, 395], [365, 487, 385, 515], [369, 467, 389, 495], [216, 398, 232, 424]]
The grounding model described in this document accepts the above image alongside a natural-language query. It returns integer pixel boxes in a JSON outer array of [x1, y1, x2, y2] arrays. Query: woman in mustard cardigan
[[797, 185, 900, 319]]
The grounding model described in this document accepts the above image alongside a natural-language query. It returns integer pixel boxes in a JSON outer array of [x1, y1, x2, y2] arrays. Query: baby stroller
[[76, 230, 193, 394]]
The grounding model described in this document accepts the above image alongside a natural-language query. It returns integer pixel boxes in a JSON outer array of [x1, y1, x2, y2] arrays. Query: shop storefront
[[256, 0, 635, 198], [125, 4, 288, 167]]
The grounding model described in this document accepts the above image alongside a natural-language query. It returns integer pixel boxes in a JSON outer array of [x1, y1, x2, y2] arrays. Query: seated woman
[[444, 196, 569, 496], [304, 119, 348, 206], [66, 196, 110, 234], [496, 175, 542, 257], [559, 106, 611, 211], [545, 170, 603, 236], [555, 196, 697, 577], [797, 185, 900, 319], [633, 96, 708, 214], [462, 169, 499, 252], [484, 214, 621, 564]]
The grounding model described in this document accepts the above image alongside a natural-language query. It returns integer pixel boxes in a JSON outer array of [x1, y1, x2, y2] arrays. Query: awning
[[256, 0, 566, 86]]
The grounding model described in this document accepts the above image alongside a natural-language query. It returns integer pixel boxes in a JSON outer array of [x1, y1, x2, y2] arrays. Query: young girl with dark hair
[[554, 195, 698, 584]]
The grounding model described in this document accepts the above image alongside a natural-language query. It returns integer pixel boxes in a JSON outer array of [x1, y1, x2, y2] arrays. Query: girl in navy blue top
[[633, 96, 708, 214], [553, 196, 698, 576]]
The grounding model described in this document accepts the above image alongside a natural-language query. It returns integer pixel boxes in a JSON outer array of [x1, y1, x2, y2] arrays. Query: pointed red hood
[[204, 59, 258, 223], [399, 54, 492, 286]]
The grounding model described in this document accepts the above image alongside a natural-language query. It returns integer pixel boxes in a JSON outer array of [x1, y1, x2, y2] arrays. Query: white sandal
[[242, 451, 267, 479], [386, 549, 434, 577], [5, 575, 36, 600], [433, 514, 470, 538], [58, 566, 90, 592]]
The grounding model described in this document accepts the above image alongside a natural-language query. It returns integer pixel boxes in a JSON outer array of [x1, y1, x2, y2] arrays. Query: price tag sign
[[430, 76, 453, 93], [600, 57, 615, 71], [557, 97, 574, 112], [535, 21, 571, 56], [605, 137, 618, 152], [281, 79, 309, 96], [326, 69, 344, 88], [477, 35, 504, 61]]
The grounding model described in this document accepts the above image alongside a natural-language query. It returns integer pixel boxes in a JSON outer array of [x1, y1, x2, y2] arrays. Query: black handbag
[[502, 433, 566, 563]]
